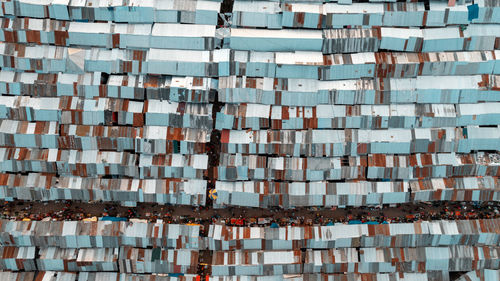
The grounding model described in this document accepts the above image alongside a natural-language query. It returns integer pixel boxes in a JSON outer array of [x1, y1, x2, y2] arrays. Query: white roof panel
[[152, 24, 215, 37], [231, 28, 322, 39], [69, 22, 111, 33]]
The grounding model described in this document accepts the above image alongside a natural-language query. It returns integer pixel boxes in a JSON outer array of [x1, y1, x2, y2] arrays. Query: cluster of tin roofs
[[0, 218, 498, 280], [0, 0, 499, 280]]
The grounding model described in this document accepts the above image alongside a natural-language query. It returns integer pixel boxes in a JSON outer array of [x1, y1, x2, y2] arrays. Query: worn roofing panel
[[0, 0, 499, 279]]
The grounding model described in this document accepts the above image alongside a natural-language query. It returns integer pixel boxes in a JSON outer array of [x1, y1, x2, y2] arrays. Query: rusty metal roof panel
[[282, 3, 323, 29]]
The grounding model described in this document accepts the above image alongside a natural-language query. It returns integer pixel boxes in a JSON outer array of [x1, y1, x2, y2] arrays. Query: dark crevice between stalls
[[199, 250, 213, 277], [356, 247, 362, 265], [199, 104, 221, 277], [201, 2, 229, 267], [218, 0, 234, 27], [205, 88, 224, 209], [300, 248, 306, 275], [424, 0, 430, 10], [199, 46, 226, 275], [100, 72, 110, 84], [450, 272, 468, 281]]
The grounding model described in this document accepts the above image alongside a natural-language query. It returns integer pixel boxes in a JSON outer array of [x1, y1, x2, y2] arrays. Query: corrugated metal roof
[[1, 0, 500, 279]]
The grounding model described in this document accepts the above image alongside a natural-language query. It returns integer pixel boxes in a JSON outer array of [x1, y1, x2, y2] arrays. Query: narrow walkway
[[3, 200, 498, 225]]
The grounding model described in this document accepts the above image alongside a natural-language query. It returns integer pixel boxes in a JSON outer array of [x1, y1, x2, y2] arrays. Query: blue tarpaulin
[[348, 220, 362, 224], [327, 221, 334, 226], [364, 221, 380, 225], [468, 4, 479, 21], [99, 216, 127, 222], [270, 223, 279, 228]]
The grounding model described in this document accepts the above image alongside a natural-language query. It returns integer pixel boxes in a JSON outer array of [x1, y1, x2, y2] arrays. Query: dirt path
[[3, 200, 498, 227]]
